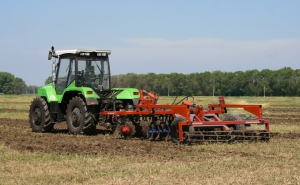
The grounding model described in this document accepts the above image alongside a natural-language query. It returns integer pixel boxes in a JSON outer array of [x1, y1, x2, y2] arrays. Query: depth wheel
[[224, 115, 245, 130], [66, 96, 96, 134], [29, 97, 53, 132], [170, 116, 185, 144]]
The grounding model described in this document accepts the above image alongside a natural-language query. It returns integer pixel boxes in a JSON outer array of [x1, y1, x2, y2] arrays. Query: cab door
[[56, 58, 75, 95]]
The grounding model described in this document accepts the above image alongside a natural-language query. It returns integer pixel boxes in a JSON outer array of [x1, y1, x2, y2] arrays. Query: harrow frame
[[100, 96, 270, 143]]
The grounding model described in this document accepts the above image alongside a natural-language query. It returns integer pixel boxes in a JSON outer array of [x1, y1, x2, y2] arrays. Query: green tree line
[[111, 67, 300, 96], [2, 67, 300, 96], [0, 72, 39, 94]]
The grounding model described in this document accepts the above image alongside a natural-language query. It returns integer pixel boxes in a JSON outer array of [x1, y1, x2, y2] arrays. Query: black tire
[[224, 115, 245, 130], [86, 106, 98, 134], [170, 116, 185, 144], [29, 97, 53, 132], [66, 96, 96, 134]]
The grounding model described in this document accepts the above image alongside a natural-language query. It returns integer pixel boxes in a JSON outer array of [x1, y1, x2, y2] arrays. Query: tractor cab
[[49, 49, 111, 94]]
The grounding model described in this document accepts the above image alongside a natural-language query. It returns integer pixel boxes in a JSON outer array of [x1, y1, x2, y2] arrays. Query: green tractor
[[29, 46, 140, 134]]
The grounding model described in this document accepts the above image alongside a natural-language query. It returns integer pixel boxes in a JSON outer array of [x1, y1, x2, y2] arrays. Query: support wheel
[[224, 115, 245, 130], [29, 97, 53, 132], [170, 116, 185, 144], [66, 96, 96, 134]]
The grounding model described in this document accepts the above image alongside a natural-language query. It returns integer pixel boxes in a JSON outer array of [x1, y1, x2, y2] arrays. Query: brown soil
[[0, 102, 30, 104], [0, 118, 188, 157], [270, 132, 300, 139], [263, 107, 300, 124], [1, 118, 299, 157], [0, 108, 28, 113], [264, 107, 300, 113], [264, 118, 300, 124]]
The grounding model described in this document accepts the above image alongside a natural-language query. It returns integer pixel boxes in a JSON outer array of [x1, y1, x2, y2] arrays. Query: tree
[[25, 85, 40, 94], [168, 73, 185, 96], [0, 72, 15, 94], [45, 76, 52, 85], [13, 77, 26, 94], [80, 68, 300, 96], [160, 74, 171, 96], [259, 69, 273, 96]]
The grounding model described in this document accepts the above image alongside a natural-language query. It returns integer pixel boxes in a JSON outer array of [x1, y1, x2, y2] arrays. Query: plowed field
[[0, 106, 300, 155], [0, 117, 299, 156], [264, 107, 300, 124], [1, 97, 300, 184], [1, 118, 188, 156]]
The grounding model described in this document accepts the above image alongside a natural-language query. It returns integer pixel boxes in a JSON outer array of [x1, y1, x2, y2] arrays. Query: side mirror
[[48, 50, 52, 60], [48, 46, 57, 60]]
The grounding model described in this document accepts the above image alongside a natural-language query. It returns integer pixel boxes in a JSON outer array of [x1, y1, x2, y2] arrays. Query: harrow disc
[[139, 120, 150, 139], [120, 121, 136, 139]]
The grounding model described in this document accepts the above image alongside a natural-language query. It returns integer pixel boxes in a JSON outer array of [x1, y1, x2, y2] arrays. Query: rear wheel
[[29, 97, 53, 132], [66, 96, 96, 134]]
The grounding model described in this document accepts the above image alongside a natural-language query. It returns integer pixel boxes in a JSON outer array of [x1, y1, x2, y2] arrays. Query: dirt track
[[1, 118, 300, 156]]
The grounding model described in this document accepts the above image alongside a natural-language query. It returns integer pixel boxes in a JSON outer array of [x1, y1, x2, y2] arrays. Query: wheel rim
[[33, 107, 42, 126], [71, 107, 81, 128]]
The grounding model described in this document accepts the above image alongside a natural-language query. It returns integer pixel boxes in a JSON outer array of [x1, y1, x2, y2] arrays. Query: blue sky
[[0, 0, 299, 86]]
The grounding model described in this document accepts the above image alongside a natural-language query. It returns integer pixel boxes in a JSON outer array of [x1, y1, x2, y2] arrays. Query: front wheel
[[29, 97, 53, 132], [66, 96, 96, 134]]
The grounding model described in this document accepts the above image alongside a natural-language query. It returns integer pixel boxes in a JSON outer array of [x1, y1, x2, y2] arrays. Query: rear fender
[[62, 87, 99, 105], [112, 88, 140, 105]]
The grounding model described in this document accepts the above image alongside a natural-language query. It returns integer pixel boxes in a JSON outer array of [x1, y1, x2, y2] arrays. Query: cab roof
[[55, 49, 111, 56]]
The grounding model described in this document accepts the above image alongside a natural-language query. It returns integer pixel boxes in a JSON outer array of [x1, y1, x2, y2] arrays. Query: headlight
[[80, 52, 90, 56], [97, 52, 107, 56]]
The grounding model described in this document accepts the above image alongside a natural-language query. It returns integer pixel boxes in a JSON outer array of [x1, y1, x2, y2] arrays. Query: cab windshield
[[77, 59, 110, 90]]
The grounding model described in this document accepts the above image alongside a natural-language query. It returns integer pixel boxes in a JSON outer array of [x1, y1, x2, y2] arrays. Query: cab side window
[[56, 58, 74, 94]]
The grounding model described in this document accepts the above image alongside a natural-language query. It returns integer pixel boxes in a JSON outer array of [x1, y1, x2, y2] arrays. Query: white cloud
[[109, 38, 300, 74]]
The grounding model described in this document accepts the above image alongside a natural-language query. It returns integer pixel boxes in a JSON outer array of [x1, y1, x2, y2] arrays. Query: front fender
[[37, 85, 58, 103]]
